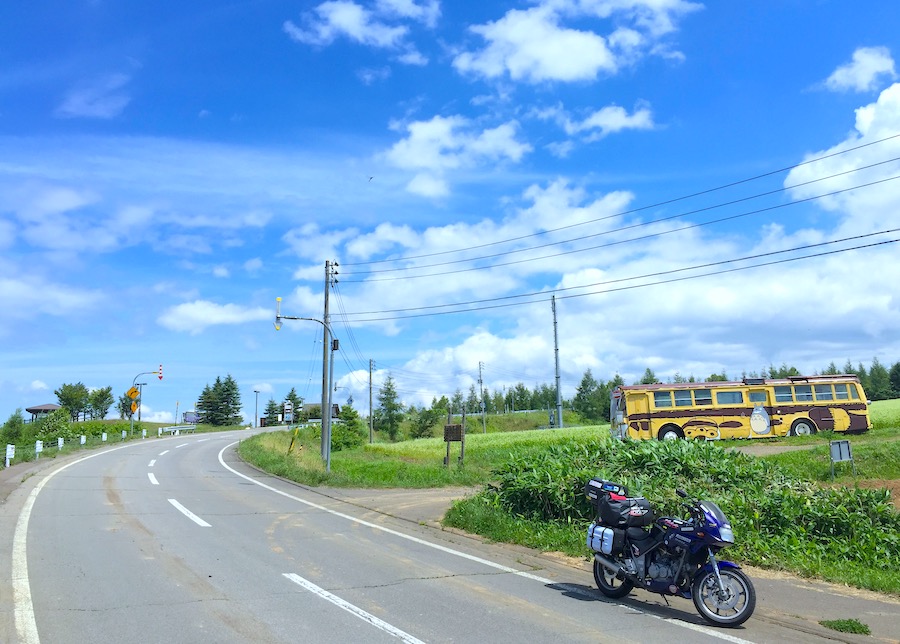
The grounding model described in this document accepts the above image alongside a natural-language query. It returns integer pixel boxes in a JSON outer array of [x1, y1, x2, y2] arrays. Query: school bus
[[610, 374, 870, 441]]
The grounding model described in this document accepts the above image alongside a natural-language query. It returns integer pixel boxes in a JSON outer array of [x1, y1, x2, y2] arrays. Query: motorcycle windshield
[[699, 500, 728, 526]]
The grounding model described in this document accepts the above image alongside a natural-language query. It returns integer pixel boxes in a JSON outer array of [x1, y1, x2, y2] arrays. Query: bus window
[[715, 391, 743, 405], [654, 391, 673, 408], [850, 385, 860, 400], [774, 386, 793, 403], [814, 384, 833, 401], [694, 389, 712, 406], [674, 390, 692, 407], [834, 383, 849, 400], [749, 391, 767, 403], [794, 385, 813, 401]]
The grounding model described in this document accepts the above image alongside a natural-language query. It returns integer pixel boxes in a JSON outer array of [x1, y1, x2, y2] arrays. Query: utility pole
[[552, 295, 564, 429], [478, 361, 486, 433], [321, 260, 332, 460], [369, 359, 374, 443]]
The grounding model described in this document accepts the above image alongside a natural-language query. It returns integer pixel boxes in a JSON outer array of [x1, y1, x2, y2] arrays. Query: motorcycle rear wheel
[[593, 558, 634, 598], [691, 567, 756, 627]]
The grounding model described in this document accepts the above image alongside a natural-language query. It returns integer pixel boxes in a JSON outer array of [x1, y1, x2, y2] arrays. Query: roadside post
[[35, 440, 43, 459], [5, 444, 14, 468]]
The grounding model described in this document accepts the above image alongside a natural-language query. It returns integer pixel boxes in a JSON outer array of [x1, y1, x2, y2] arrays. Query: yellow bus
[[610, 374, 870, 441]]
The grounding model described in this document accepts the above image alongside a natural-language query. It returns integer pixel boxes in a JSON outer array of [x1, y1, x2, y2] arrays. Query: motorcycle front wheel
[[593, 558, 634, 598], [691, 567, 756, 627]]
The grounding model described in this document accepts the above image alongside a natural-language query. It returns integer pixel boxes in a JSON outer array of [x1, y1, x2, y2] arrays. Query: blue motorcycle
[[585, 479, 756, 627]]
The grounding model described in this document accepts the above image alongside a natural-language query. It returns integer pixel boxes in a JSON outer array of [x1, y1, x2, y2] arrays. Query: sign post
[[5, 444, 14, 468]]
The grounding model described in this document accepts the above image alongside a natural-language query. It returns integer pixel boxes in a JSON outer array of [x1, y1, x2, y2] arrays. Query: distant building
[[25, 404, 61, 423]]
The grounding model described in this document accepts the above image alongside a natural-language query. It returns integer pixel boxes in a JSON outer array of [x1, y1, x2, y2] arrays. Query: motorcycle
[[584, 478, 756, 627]]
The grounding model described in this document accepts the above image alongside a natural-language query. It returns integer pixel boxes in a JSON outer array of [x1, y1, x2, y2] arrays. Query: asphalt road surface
[[0, 430, 890, 643]]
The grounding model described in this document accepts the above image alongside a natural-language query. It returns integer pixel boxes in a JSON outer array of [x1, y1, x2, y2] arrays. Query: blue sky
[[2, 1, 900, 424]]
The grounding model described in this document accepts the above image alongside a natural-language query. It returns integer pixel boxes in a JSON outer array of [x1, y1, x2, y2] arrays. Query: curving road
[[0, 430, 846, 643]]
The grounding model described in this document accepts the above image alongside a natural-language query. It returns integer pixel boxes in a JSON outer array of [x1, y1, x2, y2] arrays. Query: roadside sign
[[131, 401, 139, 414], [127, 387, 140, 399]]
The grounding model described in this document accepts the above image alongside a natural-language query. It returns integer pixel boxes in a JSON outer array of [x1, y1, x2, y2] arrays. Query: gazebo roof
[[25, 404, 61, 414]]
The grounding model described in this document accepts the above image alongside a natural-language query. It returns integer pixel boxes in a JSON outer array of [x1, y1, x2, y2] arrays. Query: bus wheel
[[790, 419, 816, 436], [658, 425, 684, 441]]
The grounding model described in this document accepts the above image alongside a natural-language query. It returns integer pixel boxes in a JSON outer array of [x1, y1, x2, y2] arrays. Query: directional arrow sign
[[127, 387, 140, 399], [131, 401, 139, 414]]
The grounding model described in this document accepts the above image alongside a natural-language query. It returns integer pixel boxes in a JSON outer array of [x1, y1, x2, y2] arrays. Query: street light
[[130, 368, 161, 435], [275, 297, 338, 472], [253, 389, 260, 428]]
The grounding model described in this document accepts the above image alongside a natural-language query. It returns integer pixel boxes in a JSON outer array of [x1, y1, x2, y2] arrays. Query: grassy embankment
[[239, 401, 900, 595], [1, 419, 246, 467]]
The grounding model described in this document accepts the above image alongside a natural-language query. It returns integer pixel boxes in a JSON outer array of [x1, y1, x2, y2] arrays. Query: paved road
[[0, 430, 897, 643]]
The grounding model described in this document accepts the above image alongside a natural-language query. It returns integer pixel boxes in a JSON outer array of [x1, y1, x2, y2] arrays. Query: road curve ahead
[[0, 430, 825, 643]]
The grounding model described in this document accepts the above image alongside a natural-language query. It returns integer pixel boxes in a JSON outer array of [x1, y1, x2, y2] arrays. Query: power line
[[339, 170, 900, 283], [339, 132, 900, 268], [335, 234, 899, 322]]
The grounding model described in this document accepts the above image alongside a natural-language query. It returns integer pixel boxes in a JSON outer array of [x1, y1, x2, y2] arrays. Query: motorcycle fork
[[706, 549, 727, 594]]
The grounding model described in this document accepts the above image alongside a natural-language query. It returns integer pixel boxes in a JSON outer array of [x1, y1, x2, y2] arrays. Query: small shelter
[[25, 404, 61, 423]]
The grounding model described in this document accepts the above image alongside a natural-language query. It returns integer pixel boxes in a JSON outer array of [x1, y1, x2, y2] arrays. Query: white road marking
[[283, 573, 425, 644], [168, 498, 211, 527], [197, 438, 209, 442], [148, 459, 156, 467], [14, 442, 137, 644], [175, 443, 189, 449], [148, 473, 159, 485], [218, 443, 752, 644], [159, 450, 169, 456]]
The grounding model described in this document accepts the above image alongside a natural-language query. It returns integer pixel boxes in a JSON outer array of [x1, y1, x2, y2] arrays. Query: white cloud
[[213, 265, 230, 278], [376, 0, 440, 28], [284, 0, 434, 64], [453, 0, 700, 83], [825, 46, 896, 93], [384, 115, 532, 195], [157, 300, 272, 334], [0, 275, 104, 323], [453, 6, 616, 83], [539, 102, 655, 141], [785, 82, 900, 232], [30, 380, 49, 391], [55, 73, 131, 119], [244, 258, 263, 273]]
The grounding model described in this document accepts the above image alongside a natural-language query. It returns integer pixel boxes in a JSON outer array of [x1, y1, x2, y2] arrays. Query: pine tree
[[376, 375, 403, 441]]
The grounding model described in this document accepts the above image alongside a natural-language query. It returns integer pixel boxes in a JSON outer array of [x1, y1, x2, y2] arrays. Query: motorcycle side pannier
[[598, 494, 655, 527], [586, 522, 626, 555]]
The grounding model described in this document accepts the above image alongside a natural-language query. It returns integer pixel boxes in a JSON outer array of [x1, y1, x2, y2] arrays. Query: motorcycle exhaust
[[594, 553, 635, 582]]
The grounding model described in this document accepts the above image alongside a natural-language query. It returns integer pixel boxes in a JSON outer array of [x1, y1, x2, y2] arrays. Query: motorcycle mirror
[[676, 489, 688, 498]]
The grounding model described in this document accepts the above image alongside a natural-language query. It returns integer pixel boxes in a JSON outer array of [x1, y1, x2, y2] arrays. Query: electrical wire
[[334, 234, 899, 322], [339, 170, 900, 283], [339, 132, 900, 268]]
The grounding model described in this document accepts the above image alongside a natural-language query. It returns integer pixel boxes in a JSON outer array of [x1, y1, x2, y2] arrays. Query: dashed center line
[[168, 498, 211, 527], [148, 473, 159, 485]]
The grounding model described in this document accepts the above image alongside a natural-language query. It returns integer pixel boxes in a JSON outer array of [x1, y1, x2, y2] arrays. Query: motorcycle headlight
[[718, 525, 734, 544]]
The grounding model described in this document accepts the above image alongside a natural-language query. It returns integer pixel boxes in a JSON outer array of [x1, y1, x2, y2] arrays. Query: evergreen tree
[[376, 375, 403, 441], [1, 409, 25, 443], [511, 382, 531, 410], [332, 402, 367, 450], [639, 368, 657, 384], [466, 385, 479, 413], [219, 374, 243, 424], [450, 389, 464, 414], [285, 388, 303, 412], [867, 357, 891, 400], [264, 398, 281, 423], [890, 361, 900, 398], [573, 369, 602, 422]]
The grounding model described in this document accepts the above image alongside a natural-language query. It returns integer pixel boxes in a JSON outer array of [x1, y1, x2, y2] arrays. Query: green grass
[[238, 424, 610, 488], [819, 618, 871, 635], [761, 439, 900, 481]]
